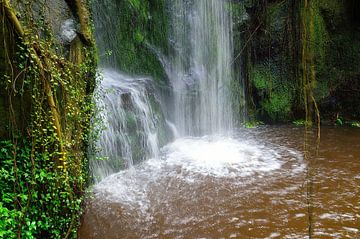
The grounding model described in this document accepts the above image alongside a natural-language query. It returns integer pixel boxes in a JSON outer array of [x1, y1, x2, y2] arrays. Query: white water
[[88, 0, 288, 184], [90, 70, 160, 181], [167, 0, 235, 136], [161, 136, 283, 177], [90, 0, 240, 181], [94, 134, 303, 210]]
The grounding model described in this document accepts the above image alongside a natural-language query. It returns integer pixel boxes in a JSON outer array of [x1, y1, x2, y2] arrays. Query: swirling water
[[80, 127, 360, 238]]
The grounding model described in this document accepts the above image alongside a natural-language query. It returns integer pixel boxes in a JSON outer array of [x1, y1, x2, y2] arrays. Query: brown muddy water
[[79, 126, 360, 239]]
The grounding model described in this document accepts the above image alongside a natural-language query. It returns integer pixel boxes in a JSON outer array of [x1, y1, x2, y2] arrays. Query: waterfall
[[167, 0, 235, 136], [90, 0, 164, 181], [91, 0, 121, 68], [90, 0, 239, 181], [90, 70, 160, 181]]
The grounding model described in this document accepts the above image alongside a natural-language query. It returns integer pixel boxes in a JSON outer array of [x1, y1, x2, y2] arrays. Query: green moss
[[311, 3, 330, 74], [245, 120, 264, 128], [262, 90, 292, 121], [128, 0, 141, 11], [94, 0, 168, 82], [0, 1, 97, 238], [245, 0, 360, 121], [312, 0, 360, 119], [134, 30, 145, 43], [251, 64, 273, 91], [251, 63, 294, 121]]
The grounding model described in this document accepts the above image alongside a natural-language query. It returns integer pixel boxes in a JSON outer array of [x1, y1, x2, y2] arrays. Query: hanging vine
[[300, 0, 323, 238], [0, 0, 96, 238]]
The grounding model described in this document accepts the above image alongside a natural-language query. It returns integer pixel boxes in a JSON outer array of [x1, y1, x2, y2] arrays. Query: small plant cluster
[[245, 120, 264, 128], [292, 117, 360, 128], [335, 117, 360, 128]]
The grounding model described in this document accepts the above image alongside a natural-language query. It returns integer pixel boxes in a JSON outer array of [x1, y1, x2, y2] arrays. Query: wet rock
[[120, 92, 133, 110], [60, 19, 78, 44]]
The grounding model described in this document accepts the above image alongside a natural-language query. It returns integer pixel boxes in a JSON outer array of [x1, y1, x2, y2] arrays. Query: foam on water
[[95, 135, 303, 210], [161, 136, 283, 177]]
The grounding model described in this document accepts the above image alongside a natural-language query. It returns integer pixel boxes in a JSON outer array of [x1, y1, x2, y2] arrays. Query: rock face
[[91, 0, 168, 82], [60, 19, 78, 43], [90, 69, 170, 181], [231, 0, 360, 122], [45, 0, 72, 38]]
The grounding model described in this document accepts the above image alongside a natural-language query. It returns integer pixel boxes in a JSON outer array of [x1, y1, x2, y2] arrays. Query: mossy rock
[[93, 0, 169, 83]]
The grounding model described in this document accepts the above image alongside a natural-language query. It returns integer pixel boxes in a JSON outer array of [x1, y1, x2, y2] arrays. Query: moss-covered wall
[[92, 0, 168, 83], [234, 0, 360, 123], [0, 0, 97, 238], [316, 0, 360, 120]]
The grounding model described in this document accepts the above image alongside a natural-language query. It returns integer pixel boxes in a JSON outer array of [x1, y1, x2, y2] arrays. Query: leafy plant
[[335, 116, 343, 126], [292, 119, 313, 127], [350, 121, 360, 128], [245, 120, 264, 128]]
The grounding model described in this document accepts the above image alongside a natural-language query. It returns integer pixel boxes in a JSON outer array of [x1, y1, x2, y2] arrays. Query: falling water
[[89, 0, 165, 181], [90, 0, 237, 180], [90, 70, 160, 181], [168, 0, 235, 136], [91, 0, 121, 68]]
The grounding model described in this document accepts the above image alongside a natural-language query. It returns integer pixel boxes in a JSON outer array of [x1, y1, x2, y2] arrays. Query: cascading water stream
[[87, 0, 298, 197], [168, 0, 235, 136], [90, 0, 238, 180], [87, 0, 290, 190], [87, 0, 300, 202], [90, 70, 160, 181], [89, 1, 166, 181]]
